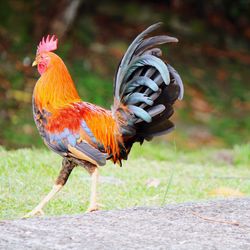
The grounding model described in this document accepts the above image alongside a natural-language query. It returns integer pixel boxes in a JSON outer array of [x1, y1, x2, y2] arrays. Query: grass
[[0, 143, 249, 220]]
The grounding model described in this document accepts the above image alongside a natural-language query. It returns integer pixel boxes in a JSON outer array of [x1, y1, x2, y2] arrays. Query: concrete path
[[0, 198, 250, 250]]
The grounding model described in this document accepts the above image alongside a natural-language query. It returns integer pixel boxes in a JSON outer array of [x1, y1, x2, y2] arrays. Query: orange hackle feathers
[[33, 52, 81, 113]]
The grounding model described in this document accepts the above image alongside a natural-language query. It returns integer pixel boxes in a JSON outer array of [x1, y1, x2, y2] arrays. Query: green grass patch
[[0, 143, 249, 219]]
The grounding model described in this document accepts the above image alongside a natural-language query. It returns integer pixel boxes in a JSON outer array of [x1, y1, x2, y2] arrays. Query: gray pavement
[[0, 198, 250, 250]]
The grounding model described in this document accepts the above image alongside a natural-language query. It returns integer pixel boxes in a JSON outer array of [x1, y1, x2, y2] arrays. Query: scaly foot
[[86, 204, 99, 213], [23, 207, 45, 218]]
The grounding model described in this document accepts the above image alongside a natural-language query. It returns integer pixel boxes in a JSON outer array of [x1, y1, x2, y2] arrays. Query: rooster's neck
[[33, 55, 81, 113]]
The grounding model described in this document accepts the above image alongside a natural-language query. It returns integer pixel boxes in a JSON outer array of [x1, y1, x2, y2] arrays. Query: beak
[[32, 60, 37, 67]]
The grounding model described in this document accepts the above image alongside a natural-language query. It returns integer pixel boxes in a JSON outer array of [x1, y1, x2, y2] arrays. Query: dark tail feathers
[[112, 23, 184, 152]]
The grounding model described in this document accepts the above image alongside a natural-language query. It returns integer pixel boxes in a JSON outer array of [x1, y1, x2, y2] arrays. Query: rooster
[[25, 23, 184, 217]]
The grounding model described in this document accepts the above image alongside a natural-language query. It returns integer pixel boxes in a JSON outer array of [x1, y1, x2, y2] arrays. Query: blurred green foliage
[[0, 0, 249, 149]]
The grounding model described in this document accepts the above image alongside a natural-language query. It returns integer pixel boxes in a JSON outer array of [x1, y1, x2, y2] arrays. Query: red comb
[[37, 35, 58, 55]]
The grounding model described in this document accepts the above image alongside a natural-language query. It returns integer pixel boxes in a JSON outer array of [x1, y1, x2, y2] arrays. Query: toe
[[22, 208, 44, 218], [86, 206, 99, 213]]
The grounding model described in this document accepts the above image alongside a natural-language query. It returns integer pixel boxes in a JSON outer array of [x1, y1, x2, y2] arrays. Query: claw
[[22, 207, 45, 219], [85, 204, 99, 213]]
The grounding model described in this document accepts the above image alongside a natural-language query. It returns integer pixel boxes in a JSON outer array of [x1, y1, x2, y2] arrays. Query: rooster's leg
[[86, 166, 99, 212], [23, 158, 76, 218]]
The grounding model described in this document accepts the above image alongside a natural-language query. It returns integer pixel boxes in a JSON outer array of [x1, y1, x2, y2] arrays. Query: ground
[[0, 198, 249, 250]]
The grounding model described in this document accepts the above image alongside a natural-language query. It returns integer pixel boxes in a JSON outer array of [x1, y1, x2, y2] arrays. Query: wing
[[46, 126, 108, 166], [34, 102, 110, 166]]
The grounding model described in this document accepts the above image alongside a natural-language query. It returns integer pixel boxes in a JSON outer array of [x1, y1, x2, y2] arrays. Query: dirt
[[0, 198, 250, 250]]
